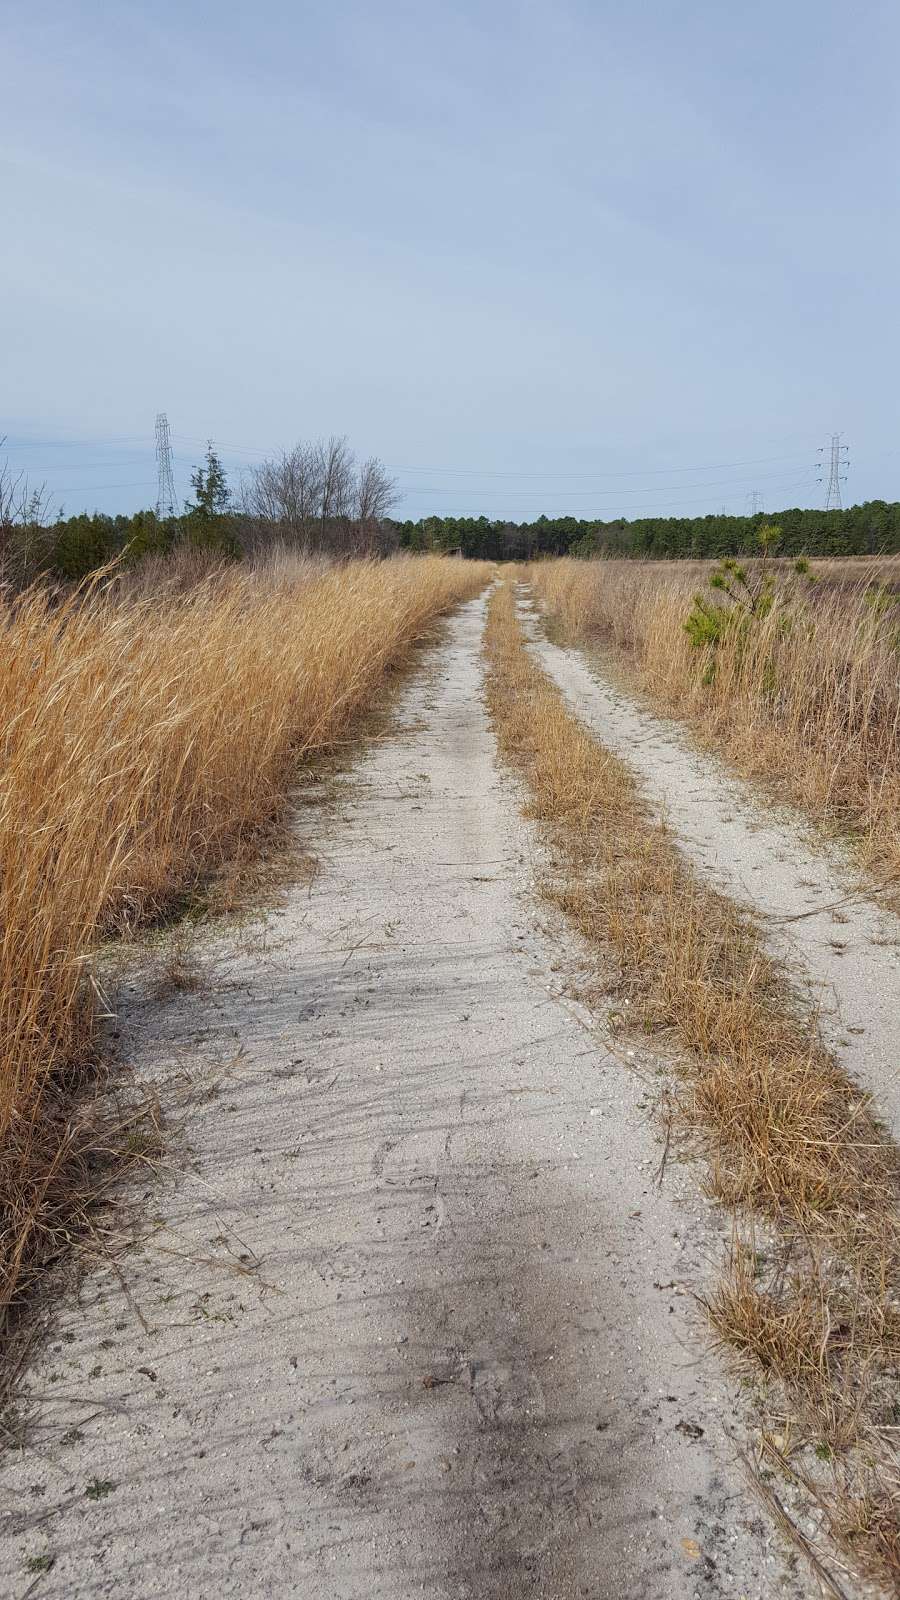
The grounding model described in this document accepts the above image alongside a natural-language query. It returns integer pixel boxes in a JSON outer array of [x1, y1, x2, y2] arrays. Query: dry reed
[[0, 553, 486, 1325], [484, 580, 900, 1591], [531, 557, 900, 881]]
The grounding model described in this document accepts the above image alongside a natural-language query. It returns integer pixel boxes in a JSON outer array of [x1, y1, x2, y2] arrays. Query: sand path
[[0, 597, 819, 1599]]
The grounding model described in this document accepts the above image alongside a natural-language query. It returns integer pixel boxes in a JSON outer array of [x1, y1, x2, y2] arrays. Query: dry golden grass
[[484, 579, 900, 1590], [531, 556, 900, 882], [0, 553, 486, 1326]]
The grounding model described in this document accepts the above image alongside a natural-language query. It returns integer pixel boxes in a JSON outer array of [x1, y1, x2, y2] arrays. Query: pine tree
[[186, 443, 230, 520]]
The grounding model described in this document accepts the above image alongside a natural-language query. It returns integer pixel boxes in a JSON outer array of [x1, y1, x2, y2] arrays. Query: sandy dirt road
[[0, 597, 819, 1599], [522, 593, 900, 1143]]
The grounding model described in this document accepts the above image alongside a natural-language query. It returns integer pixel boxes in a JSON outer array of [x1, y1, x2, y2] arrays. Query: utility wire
[[398, 471, 821, 505], [397, 478, 820, 517], [385, 449, 817, 479]]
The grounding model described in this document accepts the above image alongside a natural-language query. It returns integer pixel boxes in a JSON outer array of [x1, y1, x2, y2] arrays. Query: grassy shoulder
[[0, 554, 488, 1349], [484, 578, 900, 1592], [530, 556, 900, 892]]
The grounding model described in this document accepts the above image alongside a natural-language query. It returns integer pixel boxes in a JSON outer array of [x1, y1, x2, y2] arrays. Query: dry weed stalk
[[531, 557, 900, 882], [483, 580, 900, 1591], [0, 554, 486, 1326]]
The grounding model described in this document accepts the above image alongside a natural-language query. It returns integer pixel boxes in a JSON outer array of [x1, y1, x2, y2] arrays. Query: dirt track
[[0, 597, 821, 1598], [522, 593, 900, 1142]]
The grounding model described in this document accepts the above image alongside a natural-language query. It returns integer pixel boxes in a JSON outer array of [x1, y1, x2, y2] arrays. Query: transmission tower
[[155, 412, 177, 518], [745, 489, 763, 517], [817, 432, 849, 510]]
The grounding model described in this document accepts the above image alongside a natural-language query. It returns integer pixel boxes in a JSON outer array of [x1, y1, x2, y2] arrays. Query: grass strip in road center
[[483, 579, 900, 1592]]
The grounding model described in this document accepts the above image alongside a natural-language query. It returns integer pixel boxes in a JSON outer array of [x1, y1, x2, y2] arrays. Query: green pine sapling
[[684, 526, 813, 659]]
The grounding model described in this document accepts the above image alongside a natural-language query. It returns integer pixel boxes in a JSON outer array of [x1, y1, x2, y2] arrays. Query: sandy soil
[[0, 598, 822, 1599], [523, 593, 900, 1142]]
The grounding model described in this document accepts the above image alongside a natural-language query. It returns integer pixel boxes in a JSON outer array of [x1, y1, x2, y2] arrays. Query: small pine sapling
[[684, 526, 814, 678]]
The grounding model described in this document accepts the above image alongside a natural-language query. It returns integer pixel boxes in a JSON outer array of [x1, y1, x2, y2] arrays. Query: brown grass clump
[[0, 553, 486, 1328], [531, 556, 900, 882], [483, 580, 900, 1590]]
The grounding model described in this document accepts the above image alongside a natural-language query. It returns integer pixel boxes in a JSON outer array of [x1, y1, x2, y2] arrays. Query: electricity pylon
[[155, 412, 177, 518], [817, 433, 849, 511]]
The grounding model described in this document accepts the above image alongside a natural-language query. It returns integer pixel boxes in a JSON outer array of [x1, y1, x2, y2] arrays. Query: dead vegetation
[[0, 553, 486, 1335], [531, 556, 900, 884], [483, 579, 900, 1591]]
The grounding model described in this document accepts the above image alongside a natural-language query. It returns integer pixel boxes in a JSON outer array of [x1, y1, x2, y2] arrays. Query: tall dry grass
[[484, 581, 900, 1590], [0, 553, 486, 1322], [531, 557, 900, 880]]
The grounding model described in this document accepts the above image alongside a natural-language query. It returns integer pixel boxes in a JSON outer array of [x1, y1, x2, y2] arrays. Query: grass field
[[0, 552, 486, 1325], [531, 556, 900, 884]]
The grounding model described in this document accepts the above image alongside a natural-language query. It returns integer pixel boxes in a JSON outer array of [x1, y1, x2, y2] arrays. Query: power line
[[399, 470, 819, 505], [167, 432, 819, 479], [4, 425, 874, 518], [3, 430, 825, 484], [396, 467, 818, 498], [171, 431, 273, 459], [384, 449, 816, 480], [2, 435, 149, 450], [18, 458, 151, 472], [53, 481, 160, 494], [174, 457, 817, 497], [397, 476, 820, 518]]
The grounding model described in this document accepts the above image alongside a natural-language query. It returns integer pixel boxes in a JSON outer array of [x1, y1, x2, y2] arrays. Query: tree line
[[395, 502, 900, 562]]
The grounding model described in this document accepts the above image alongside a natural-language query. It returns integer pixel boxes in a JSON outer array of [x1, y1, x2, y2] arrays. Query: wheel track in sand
[[0, 597, 823, 1600], [519, 587, 900, 1145]]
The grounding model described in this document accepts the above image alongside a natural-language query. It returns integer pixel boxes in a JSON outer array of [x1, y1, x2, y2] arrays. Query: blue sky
[[2, 1, 898, 520]]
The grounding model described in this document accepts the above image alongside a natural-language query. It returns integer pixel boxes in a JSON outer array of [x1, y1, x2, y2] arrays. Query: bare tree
[[355, 457, 398, 524], [0, 440, 53, 582], [242, 437, 398, 557], [315, 436, 356, 532], [244, 444, 324, 547], [289, 443, 325, 533], [241, 461, 281, 528], [353, 457, 399, 553]]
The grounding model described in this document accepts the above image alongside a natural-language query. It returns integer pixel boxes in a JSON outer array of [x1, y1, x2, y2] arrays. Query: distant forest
[[4, 429, 900, 581], [396, 501, 900, 562]]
